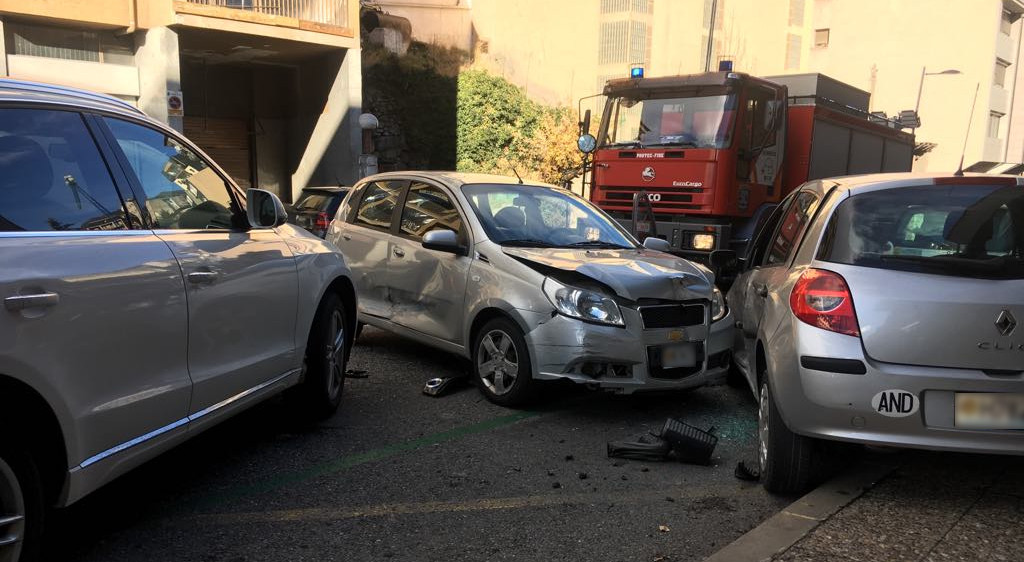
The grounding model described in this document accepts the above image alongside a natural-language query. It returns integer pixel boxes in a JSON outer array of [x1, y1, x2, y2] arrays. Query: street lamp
[[914, 67, 962, 118]]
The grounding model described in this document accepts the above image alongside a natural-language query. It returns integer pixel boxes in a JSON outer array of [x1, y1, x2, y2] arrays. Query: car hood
[[502, 247, 713, 301]]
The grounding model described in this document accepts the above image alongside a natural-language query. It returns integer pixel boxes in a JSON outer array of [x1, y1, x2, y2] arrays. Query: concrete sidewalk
[[708, 451, 1024, 562]]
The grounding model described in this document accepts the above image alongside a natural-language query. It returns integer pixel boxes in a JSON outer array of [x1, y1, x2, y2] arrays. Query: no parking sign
[[167, 90, 184, 117]]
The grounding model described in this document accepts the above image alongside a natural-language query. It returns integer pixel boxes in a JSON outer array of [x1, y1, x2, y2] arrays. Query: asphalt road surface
[[49, 327, 791, 562]]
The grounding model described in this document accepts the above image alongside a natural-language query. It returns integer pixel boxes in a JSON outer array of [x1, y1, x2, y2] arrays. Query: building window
[[4, 21, 134, 65], [599, 21, 629, 64], [995, 59, 1011, 88], [1001, 10, 1013, 35], [814, 28, 830, 48], [629, 21, 648, 63], [988, 111, 1004, 138], [785, 33, 802, 70], [789, 0, 805, 26], [601, 0, 650, 14]]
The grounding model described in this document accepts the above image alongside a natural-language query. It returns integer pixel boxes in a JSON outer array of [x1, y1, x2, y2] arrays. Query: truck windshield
[[601, 93, 737, 149]]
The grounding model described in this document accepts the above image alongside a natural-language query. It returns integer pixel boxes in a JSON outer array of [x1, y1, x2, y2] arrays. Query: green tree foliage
[[457, 69, 584, 185]]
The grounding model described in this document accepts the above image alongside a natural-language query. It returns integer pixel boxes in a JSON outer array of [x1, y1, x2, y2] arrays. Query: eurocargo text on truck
[[575, 66, 917, 264]]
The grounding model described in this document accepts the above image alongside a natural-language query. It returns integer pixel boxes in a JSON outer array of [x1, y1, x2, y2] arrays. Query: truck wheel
[[0, 444, 43, 562], [296, 293, 347, 420], [473, 318, 535, 407], [758, 379, 818, 494]]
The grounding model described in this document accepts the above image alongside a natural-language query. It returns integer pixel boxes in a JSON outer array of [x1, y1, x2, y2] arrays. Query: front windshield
[[464, 183, 638, 249], [601, 92, 737, 149]]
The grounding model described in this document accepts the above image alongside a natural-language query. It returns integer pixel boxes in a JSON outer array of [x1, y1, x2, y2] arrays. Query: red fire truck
[[577, 71, 915, 259]]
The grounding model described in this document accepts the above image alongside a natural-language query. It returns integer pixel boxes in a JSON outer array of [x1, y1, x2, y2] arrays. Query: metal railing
[[182, 0, 349, 29]]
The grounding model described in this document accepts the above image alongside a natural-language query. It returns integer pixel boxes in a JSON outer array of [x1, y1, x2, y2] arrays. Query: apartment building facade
[[0, 0, 362, 200]]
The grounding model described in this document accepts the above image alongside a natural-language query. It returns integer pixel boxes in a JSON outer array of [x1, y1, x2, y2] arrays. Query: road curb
[[702, 459, 899, 562]]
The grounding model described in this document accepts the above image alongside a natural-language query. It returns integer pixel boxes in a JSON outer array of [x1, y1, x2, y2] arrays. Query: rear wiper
[[566, 241, 633, 249], [879, 253, 1018, 273], [499, 239, 556, 248]]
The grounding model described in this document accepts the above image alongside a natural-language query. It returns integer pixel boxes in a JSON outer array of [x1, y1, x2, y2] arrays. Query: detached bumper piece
[[607, 418, 718, 465]]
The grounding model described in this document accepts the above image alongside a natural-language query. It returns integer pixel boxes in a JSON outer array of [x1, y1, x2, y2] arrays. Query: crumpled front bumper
[[519, 307, 733, 393]]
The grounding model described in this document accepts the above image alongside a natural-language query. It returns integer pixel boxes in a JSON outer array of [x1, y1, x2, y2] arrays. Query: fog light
[[692, 233, 715, 250]]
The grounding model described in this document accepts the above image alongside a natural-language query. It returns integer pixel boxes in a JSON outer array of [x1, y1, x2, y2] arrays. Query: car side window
[[764, 191, 819, 266], [104, 117, 239, 230], [354, 180, 403, 231], [0, 108, 130, 232], [400, 182, 462, 240]]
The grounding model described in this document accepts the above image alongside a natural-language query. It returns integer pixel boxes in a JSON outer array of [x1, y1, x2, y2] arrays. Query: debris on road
[[734, 460, 761, 481], [607, 418, 718, 465], [657, 525, 670, 533], [345, 369, 369, 379], [422, 376, 465, 396]]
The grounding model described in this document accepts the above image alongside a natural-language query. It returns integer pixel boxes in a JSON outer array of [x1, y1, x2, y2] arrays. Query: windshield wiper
[[602, 141, 643, 149], [499, 239, 556, 248], [566, 241, 633, 249], [642, 141, 699, 149], [878, 253, 1021, 273]]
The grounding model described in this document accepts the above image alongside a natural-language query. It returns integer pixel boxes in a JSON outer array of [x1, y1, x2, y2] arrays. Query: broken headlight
[[711, 286, 727, 322], [542, 278, 624, 326]]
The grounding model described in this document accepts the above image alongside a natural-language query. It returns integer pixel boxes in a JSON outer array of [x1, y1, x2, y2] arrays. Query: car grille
[[639, 303, 706, 329]]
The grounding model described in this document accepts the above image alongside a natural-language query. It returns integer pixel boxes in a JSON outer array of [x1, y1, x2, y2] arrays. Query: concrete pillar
[[291, 48, 363, 199], [135, 27, 182, 132], [0, 19, 8, 76]]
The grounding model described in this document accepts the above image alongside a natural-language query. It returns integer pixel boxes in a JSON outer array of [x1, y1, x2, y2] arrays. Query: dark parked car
[[289, 186, 350, 238]]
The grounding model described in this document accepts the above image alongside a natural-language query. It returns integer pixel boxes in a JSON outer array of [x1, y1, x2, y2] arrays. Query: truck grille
[[597, 186, 706, 212], [639, 303, 706, 329]]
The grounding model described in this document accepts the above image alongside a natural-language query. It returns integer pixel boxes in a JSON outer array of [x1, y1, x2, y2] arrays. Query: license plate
[[955, 393, 1024, 430], [661, 344, 696, 369]]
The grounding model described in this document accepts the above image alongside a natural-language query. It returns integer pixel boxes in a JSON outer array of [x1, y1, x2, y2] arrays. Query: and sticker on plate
[[871, 389, 919, 417]]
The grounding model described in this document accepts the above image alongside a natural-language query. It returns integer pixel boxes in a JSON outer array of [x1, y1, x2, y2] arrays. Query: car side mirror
[[422, 229, 464, 255], [709, 249, 737, 270], [247, 188, 287, 228], [642, 237, 672, 252]]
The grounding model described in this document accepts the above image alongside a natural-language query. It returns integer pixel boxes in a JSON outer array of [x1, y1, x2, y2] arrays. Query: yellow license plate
[[955, 393, 1024, 430]]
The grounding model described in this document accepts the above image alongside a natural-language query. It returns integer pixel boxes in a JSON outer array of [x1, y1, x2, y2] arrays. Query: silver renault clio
[[727, 173, 1024, 494], [328, 172, 732, 406]]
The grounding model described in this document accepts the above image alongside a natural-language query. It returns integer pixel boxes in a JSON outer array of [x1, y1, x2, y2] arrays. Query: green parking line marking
[[193, 410, 544, 510]]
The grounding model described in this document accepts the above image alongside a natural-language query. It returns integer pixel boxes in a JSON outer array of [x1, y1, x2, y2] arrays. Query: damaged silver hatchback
[[328, 172, 733, 406]]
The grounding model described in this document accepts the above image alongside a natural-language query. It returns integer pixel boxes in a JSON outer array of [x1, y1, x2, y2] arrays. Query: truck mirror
[[582, 109, 592, 136], [577, 133, 597, 154]]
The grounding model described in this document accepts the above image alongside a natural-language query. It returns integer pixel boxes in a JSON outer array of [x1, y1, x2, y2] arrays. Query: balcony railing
[[180, 0, 349, 30]]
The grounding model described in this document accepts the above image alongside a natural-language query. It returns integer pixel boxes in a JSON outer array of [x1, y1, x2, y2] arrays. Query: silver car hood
[[502, 247, 713, 301]]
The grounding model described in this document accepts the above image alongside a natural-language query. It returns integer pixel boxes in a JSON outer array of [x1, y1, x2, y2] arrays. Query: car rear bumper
[[773, 329, 1024, 455], [522, 307, 733, 393]]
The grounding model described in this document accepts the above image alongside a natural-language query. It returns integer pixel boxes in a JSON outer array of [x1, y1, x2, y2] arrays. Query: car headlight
[[542, 278, 624, 326], [711, 286, 727, 322]]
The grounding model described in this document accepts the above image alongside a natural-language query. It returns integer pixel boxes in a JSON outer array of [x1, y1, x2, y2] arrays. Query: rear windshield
[[820, 184, 1023, 279], [294, 192, 341, 213]]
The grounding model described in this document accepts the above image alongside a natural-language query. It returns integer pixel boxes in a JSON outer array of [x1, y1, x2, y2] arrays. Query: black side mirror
[[422, 229, 464, 255], [246, 188, 287, 228]]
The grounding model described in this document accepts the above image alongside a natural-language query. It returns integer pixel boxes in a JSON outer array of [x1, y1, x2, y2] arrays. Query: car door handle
[[187, 271, 219, 285], [4, 292, 60, 311], [755, 284, 768, 298], [393, 247, 405, 258]]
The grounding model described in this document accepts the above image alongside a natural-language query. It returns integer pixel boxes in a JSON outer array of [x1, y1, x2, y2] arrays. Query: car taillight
[[315, 211, 330, 231], [789, 268, 860, 337]]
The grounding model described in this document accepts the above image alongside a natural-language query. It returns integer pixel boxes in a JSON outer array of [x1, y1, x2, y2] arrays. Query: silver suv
[[0, 79, 356, 561], [727, 173, 1023, 494]]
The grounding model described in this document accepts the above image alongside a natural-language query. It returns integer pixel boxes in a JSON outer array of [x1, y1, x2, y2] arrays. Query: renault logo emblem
[[642, 167, 656, 181], [996, 310, 1017, 336]]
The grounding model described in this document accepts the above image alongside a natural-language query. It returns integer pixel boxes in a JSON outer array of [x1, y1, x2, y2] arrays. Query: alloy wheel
[[477, 329, 519, 396], [0, 457, 25, 562], [758, 384, 770, 475], [324, 309, 345, 400]]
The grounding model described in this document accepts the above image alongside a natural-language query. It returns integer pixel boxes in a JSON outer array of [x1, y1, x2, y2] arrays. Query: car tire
[[473, 318, 535, 407], [0, 444, 44, 562], [296, 293, 348, 421], [758, 379, 818, 494]]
